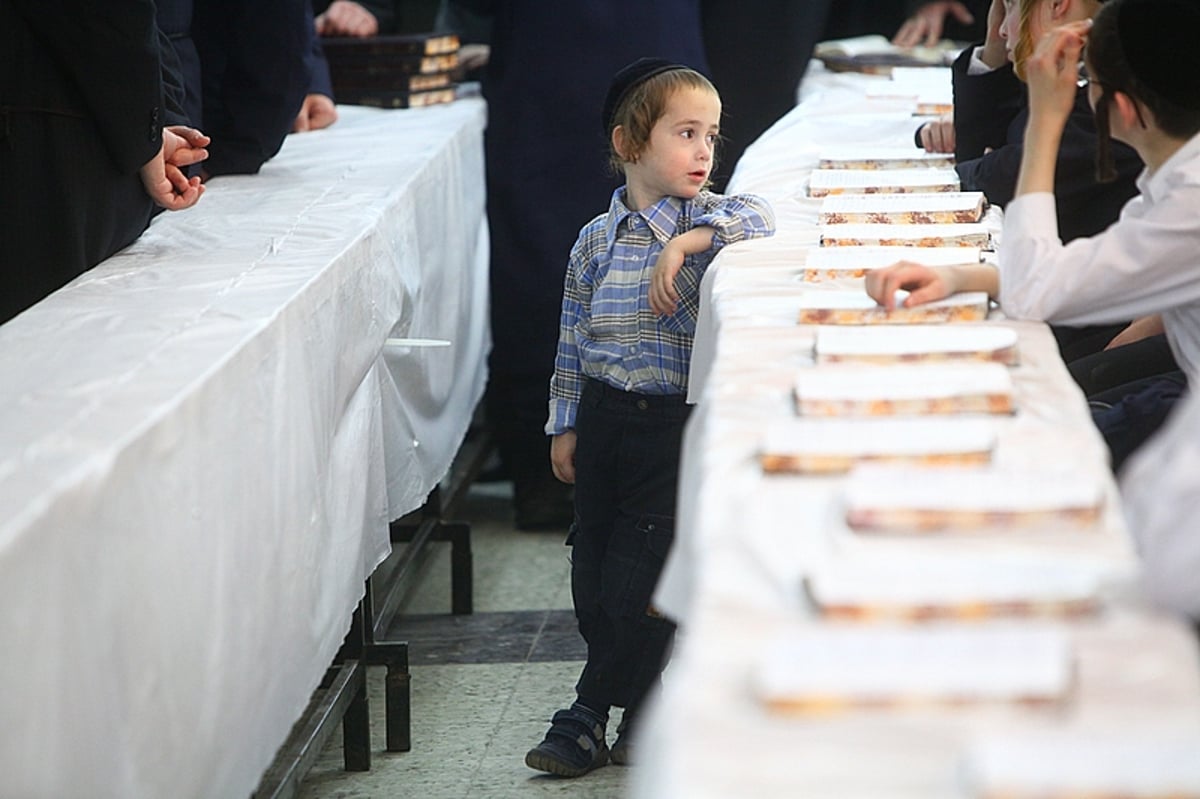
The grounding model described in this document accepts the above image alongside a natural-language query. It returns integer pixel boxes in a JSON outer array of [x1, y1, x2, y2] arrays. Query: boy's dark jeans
[[570, 378, 692, 713]]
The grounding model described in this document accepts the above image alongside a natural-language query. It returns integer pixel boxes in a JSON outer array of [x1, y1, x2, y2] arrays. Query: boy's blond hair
[[1011, 0, 1105, 80], [608, 68, 721, 175]]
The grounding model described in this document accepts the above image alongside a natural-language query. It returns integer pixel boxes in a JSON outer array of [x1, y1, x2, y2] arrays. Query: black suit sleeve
[[194, 0, 312, 176], [949, 44, 1026, 205], [306, 6, 334, 99], [950, 44, 1022, 160], [9, 0, 163, 175]]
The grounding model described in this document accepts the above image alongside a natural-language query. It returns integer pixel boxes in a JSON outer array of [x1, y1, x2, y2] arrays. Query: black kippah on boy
[[601, 57, 689, 135], [1116, 0, 1200, 109]]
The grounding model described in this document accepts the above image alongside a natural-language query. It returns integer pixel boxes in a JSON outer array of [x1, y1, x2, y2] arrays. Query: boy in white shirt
[[866, 0, 1200, 469]]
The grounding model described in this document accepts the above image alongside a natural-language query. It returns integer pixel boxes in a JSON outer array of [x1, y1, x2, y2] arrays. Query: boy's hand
[[293, 93, 339, 132], [550, 431, 577, 484], [140, 134, 205, 211], [918, 114, 955, 153], [649, 240, 685, 316], [865, 262, 957, 310], [1024, 20, 1091, 127]]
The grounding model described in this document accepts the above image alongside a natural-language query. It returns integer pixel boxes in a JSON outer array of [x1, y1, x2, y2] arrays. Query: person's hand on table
[[315, 0, 378, 37], [866, 262, 960, 310], [918, 113, 956, 153], [893, 1, 976, 47], [550, 431, 577, 484], [293, 93, 338, 132]]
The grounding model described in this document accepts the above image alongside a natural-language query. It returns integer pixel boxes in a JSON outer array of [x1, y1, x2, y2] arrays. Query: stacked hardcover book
[[322, 32, 460, 109]]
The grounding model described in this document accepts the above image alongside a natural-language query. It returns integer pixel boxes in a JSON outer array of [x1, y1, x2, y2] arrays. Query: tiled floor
[[296, 483, 633, 799]]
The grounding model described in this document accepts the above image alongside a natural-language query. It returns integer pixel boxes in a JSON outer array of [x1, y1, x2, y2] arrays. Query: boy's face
[[625, 86, 720, 208]]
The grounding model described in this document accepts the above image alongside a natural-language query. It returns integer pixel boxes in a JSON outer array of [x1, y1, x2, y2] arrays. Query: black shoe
[[525, 707, 609, 777]]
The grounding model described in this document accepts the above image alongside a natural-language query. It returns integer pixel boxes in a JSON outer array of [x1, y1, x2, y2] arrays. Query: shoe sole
[[609, 747, 630, 766], [524, 747, 609, 777]]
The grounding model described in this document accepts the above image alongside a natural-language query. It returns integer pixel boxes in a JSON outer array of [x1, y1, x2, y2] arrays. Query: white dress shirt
[[998, 131, 1200, 375], [1121, 385, 1200, 619]]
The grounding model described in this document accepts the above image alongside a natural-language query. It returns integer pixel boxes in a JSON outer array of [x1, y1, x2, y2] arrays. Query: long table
[[0, 99, 488, 798], [635, 66, 1200, 797]]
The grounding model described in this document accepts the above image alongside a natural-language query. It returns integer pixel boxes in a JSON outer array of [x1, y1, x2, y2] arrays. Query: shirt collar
[[1138, 129, 1200, 203], [603, 188, 687, 248]]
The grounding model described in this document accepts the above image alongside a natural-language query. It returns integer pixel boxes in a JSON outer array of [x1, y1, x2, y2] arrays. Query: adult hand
[[550, 431, 577, 484], [918, 114, 956, 153], [314, 0, 378, 37], [893, 1, 976, 48], [139, 132, 205, 211], [292, 94, 339, 132], [649, 240, 685, 316], [1024, 20, 1091, 127], [164, 125, 210, 169]]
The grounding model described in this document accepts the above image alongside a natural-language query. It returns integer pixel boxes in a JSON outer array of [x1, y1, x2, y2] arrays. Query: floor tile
[[296, 484, 630, 799]]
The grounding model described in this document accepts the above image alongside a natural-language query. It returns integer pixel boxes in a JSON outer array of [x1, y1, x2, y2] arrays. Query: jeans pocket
[[635, 513, 675, 561]]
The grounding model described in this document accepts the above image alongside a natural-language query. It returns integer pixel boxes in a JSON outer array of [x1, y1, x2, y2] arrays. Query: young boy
[[525, 58, 775, 778]]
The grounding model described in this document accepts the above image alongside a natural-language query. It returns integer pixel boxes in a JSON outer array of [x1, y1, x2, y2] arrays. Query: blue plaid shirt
[[546, 187, 775, 434]]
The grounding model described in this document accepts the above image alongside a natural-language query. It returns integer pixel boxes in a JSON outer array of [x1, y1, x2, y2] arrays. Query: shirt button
[[628, 346, 637, 353], [637, 399, 649, 410]]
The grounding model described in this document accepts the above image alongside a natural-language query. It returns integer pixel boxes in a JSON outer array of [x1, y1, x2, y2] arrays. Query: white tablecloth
[[0, 99, 488, 798], [635, 66, 1200, 798]]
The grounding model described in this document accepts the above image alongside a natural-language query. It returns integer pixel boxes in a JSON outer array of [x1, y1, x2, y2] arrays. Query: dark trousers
[[1068, 333, 1178, 397], [1051, 322, 1129, 364], [1091, 371, 1188, 473], [571, 378, 692, 712]]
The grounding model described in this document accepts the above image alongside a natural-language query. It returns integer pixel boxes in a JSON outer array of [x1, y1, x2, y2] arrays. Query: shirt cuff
[[545, 398, 577, 436]]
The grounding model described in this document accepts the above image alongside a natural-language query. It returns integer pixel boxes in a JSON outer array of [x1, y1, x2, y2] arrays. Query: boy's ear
[[612, 125, 633, 163], [1050, 0, 1074, 22], [611, 126, 625, 160], [1111, 90, 1147, 131]]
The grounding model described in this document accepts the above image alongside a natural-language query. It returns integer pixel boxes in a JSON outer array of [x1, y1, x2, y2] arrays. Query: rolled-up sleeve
[[692, 192, 776, 251]]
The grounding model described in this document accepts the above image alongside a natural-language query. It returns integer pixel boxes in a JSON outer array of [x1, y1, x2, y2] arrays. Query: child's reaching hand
[[865, 261, 999, 309], [865, 262, 958, 310]]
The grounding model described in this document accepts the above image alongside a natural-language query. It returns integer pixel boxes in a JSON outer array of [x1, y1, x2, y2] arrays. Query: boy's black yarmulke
[[602, 57, 687, 135], [1117, 0, 1200, 109]]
